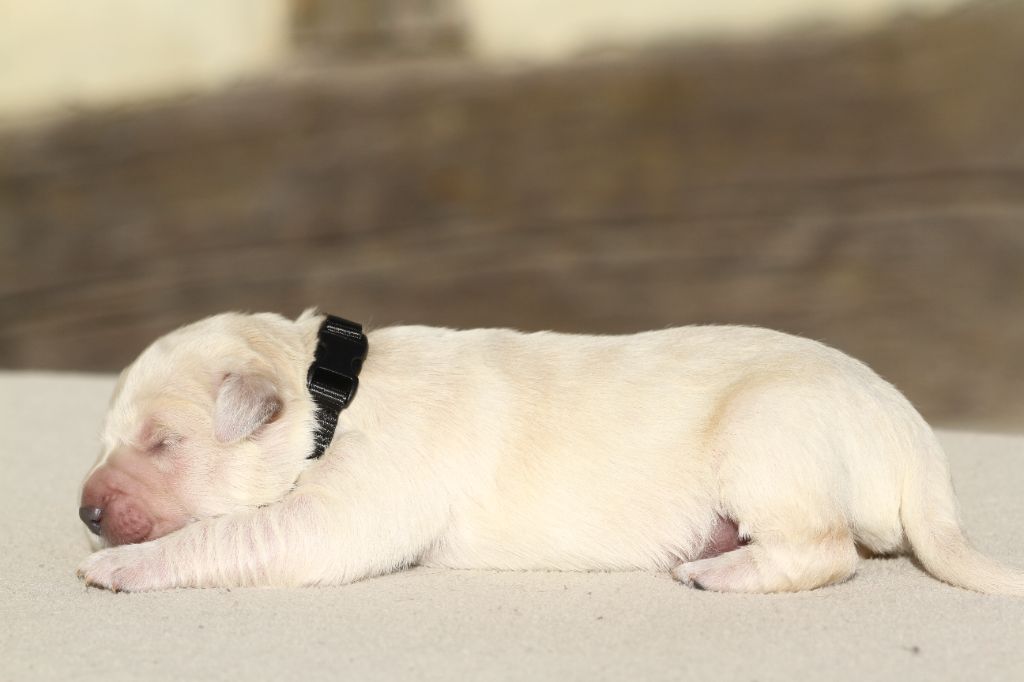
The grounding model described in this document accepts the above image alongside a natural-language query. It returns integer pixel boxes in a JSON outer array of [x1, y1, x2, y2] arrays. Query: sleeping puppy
[[77, 310, 1024, 594]]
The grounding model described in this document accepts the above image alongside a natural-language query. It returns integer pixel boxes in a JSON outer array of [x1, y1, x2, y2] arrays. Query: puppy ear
[[213, 373, 282, 443]]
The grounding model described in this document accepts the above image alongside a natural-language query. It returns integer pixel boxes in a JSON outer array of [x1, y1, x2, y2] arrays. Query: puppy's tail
[[900, 428, 1024, 596]]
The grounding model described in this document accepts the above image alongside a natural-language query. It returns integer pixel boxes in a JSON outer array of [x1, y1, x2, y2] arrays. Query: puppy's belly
[[419, 491, 721, 572]]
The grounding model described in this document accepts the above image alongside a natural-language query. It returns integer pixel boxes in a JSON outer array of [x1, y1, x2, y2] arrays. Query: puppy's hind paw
[[670, 548, 762, 593]]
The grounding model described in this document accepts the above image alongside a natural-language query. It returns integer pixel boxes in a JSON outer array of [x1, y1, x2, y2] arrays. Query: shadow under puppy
[[77, 310, 1024, 594]]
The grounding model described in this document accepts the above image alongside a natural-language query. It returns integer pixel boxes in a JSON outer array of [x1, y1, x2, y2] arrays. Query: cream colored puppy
[[77, 310, 1024, 594]]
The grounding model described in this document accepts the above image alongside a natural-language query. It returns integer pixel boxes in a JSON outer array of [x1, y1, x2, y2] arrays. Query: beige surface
[[2, 371, 1023, 681]]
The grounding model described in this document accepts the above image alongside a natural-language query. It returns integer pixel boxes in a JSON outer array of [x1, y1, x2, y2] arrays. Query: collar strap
[[306, 315, 368, 459]]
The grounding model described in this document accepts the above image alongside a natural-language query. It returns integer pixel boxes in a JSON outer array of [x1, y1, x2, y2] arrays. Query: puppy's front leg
[[78, 434, 446, 591], [78, 493, 330, 591]]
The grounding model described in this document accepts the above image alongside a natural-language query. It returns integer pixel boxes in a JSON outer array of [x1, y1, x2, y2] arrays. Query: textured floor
[[2, 371, 1024, 681]]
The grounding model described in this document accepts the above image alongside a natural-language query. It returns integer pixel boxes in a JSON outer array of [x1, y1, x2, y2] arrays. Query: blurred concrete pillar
[[0, 0, 291, 123], [458, 0, 970, 60], [293, 0, 465, 57]]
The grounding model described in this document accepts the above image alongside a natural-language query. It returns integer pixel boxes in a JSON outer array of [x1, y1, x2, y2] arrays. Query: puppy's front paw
[[77, 542, 174, 592]]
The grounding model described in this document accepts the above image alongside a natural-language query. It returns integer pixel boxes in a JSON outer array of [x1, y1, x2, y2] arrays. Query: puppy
[[77, 310, 1024, 594]]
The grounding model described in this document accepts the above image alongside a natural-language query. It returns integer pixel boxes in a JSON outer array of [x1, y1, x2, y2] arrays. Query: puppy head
[[80, 311, 320, 547]]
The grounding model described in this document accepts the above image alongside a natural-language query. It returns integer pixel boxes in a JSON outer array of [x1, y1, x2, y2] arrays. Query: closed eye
[[150, 434, 184, 453]]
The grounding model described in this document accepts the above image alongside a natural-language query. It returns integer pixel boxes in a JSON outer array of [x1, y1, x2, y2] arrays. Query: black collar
[[306, 315, 368, 459]]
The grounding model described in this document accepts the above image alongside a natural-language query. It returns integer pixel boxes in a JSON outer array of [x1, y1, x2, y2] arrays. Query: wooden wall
[[1, 3, 1022, 429]]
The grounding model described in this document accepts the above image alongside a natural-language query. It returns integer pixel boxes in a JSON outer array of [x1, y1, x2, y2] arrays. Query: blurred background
[[1, 0, 1022, 431]]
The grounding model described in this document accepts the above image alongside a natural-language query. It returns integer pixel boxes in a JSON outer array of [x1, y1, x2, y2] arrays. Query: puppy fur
[[77, 310, 1024, 594]]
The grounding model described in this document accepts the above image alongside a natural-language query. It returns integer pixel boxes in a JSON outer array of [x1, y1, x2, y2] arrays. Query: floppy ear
[[213, 373, 282, 443]]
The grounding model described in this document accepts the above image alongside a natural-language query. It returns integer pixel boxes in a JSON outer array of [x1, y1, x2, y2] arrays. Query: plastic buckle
[[305, 315, 368, 458]]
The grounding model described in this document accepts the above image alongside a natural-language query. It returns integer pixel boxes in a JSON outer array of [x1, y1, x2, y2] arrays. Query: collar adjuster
[[306, 315, 368, 459]]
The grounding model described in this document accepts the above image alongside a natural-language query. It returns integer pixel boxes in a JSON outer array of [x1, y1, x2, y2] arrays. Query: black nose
[[79, 506, 103, 535]]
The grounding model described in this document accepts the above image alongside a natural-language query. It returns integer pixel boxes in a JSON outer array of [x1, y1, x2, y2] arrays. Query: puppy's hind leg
[[673, 375, 861, 593], [672, 457, 861, 592], [671, 529, 858, 593]]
